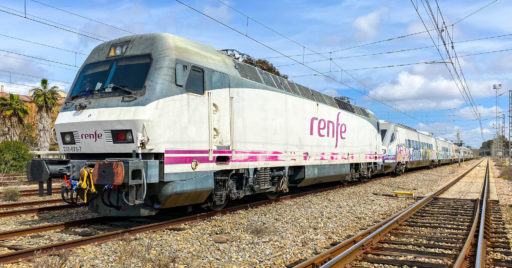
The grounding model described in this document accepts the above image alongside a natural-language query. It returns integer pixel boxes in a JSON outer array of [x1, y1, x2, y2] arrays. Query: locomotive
[[27, 33, 473, 216]]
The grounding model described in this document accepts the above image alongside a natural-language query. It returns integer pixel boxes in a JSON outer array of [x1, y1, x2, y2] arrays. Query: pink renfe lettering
[[310, 112, 347, 148], [318, 119, 326, 137], [80, 130, 103, 142]]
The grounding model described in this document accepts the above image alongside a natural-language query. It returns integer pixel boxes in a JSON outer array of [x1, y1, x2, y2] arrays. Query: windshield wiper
[[106, 83, 138, 102], [107, 83, 136, 94]]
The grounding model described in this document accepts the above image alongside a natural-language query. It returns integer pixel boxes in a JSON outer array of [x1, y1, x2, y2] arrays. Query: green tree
[[0, 141, 33, 173], [0, 94, 29, 141], [31, 78, 59, 151], [243, 57, 288, 79]]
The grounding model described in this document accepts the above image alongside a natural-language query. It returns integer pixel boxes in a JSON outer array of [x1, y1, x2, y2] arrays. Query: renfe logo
[[310, 112, 347, 148], [81, 130, 103, 142]]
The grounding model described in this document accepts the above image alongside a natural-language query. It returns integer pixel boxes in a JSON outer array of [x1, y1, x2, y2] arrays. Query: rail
[[475, 160, 490, 267], [295, 159, 484, 268], [0, 171, 393, 264]]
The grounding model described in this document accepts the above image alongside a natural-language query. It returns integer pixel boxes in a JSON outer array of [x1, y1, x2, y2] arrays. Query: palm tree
[[31, 79, 59, 151], [0, 94, 29, 141]]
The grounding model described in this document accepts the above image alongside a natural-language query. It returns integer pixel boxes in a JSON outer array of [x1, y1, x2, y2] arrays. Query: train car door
[[208, 71, 231, 161]]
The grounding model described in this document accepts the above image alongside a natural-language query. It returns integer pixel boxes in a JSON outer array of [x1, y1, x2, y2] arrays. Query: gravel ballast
[[3, 161, 478, 267]]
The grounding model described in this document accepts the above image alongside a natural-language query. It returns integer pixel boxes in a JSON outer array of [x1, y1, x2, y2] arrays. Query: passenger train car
[[27, 33, 473, 216]]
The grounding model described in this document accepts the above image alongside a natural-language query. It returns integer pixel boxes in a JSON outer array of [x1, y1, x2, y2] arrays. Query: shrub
[[0, 141, 33, 174], [1, 188, 20, 201]]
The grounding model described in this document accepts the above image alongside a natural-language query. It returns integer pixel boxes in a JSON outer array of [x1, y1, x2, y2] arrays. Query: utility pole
[[457, 131, 462, 166], [509, 90, 512, 164], [493, 84, 502, 159]]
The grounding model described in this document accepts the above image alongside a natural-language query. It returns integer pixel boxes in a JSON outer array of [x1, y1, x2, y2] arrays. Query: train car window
[[185, 67, 204, 95], [390, 132, 396, 143], [380, 129, 387, 142], [175, 63, 187, 87]]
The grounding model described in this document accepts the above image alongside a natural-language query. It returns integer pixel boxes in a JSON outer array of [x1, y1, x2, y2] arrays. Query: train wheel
[[394, 164, 402, 175], [367, 167, 373, 179], [206, 195, 228, 211], [265, 191, 279, 200], [265, 176, 288, 200]]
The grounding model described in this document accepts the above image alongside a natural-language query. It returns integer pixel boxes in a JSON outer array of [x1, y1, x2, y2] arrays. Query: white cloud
[[203, 2, 232, 24], [353, 10, 382, 41], [366, 62, 500, 111], [321, 88, 340, 97], [0, 80, 69, 95], [455, 105, 502, 120], [416, 122, 492, 148]]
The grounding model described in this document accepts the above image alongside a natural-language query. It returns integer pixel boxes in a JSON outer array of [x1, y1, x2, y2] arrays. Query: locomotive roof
[[84, 33, 377, 121]]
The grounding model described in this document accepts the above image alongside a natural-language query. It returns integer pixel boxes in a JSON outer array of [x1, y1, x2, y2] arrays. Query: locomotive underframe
[[27, 153, 387, 216]]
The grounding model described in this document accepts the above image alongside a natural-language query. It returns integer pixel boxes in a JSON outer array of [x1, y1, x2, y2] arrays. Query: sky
[[0, 0, 511, 148]]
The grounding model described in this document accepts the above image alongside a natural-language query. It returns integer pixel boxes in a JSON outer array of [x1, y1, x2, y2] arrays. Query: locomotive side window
[[185, 66, 204, 95], [175, 63, 188, 87], [390, 132, 396, 143]]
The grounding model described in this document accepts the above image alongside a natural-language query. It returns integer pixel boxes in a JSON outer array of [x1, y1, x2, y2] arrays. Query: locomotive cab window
[[185, 66, 204, 95], [70, 54, 151, 99]]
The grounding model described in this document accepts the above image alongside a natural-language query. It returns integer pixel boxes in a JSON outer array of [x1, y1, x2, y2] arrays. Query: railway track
[[0, 188, 61, 198], [295, 158, 512, 268], [0, 162, 464, 264]]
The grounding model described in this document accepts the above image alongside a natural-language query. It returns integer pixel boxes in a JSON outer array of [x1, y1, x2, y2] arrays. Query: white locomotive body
[[27, 33, 473, 216]]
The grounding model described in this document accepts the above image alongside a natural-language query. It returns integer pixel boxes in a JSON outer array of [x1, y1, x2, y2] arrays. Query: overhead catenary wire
[[411, 0, 483, 139], [290, 60, 447, 77], [0, 4, 106, 42], [0, 32, 88, 56], [264, 0, 499, 61], [30, 0, 136, 35], [278, 31, 512, 68], [0, 51, 78, 72], [176, 0, 437, 127], [289, 46, 512, 77], [0, 69, 71, 85], [0, 48, 78, 68], [452, 0, 498, 25]]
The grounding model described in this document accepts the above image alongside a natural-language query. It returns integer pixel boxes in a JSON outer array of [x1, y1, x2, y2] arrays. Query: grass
[[1, 188, 20, 202], [32, 251, 68, 268], [500, 164, 512, 181]]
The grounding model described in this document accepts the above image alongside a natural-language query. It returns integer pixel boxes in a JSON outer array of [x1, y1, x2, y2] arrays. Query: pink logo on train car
[[310, 112, 347, 148], [81, 130, 103, 142]]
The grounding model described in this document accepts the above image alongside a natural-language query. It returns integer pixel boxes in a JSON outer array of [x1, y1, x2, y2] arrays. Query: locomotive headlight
[[108, 41, 129, 57], [60, 132, 75, 145], [111, 130, 134, 144]]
